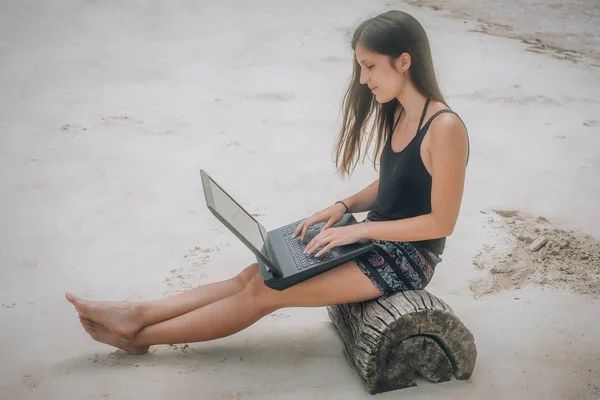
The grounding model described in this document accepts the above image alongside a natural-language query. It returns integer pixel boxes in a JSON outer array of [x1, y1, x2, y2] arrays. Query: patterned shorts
[[355, 234, 442, 296]]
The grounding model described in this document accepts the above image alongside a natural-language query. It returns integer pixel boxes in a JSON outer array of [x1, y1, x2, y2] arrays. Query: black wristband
[[335, 201, 349, 214]]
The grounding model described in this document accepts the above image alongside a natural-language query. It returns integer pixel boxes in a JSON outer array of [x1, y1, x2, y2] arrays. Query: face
[[354, 42, 411, 103]]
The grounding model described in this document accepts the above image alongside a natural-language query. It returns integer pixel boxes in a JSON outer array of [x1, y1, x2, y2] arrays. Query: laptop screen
[[201, 171, 273, 264]]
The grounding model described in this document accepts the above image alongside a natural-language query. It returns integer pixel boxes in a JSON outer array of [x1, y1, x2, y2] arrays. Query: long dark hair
[[335, 10, 446, 177]]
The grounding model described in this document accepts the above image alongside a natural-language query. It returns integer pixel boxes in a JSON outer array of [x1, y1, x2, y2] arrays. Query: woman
[[66, 10, 469, 354]]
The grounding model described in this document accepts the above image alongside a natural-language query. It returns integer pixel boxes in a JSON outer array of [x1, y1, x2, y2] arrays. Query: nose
[[359, 67, 369, 85]]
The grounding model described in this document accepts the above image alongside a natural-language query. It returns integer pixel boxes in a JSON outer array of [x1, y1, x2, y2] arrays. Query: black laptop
[[200, 170, 375, 290]]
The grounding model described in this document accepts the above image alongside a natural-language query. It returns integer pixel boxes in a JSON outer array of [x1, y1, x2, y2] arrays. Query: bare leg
[[66, 264, 261, 339], [109, 261, 381, 350]]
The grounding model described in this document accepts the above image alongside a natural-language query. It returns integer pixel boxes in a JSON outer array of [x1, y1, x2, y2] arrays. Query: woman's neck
[[396, 83, 428, 121]]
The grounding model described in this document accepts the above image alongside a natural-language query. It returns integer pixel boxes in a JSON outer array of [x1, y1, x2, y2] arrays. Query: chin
[[374, 93, 394, 104]]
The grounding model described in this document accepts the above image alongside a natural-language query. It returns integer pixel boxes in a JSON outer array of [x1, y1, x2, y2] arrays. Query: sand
[[1, 0, 599, 399], [471, 210, 600, 298]]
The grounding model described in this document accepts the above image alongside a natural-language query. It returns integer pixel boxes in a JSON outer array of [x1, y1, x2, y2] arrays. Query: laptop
[[200, 170, 375, 290]]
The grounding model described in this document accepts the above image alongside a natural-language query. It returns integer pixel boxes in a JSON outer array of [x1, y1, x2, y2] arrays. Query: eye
[[366, 65, 374, 70]]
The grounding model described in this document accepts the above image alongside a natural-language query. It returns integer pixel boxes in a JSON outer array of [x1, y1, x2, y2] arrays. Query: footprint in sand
[[59, 123, 86, 134], [224, 139, 240, 148], [267, 312, 290, 321], [21, 374, 41, 389], [163, 244, 228, 295], [101, 116, 144, 124], [184, 244, 227, 268], [163, 268, 196, 295], [21, 258, 37, 269]]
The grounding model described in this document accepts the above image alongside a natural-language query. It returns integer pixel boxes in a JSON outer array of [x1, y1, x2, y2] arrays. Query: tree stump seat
[[326, 290, 477, 394]]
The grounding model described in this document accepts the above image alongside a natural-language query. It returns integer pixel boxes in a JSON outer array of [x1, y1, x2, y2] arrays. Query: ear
[[395, 53, 411, 72]]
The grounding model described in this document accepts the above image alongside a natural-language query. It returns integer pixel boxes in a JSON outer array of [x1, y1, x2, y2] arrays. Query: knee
[[233, 263, 261, 287], [242, 274, 281, 315]]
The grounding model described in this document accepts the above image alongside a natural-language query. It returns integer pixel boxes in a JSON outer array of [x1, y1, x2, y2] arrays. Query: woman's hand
[[304, 223, 368, 258], [292, 203, 347, 240]]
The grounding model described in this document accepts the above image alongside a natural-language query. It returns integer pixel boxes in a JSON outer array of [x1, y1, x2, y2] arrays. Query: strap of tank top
[[416, 98, 431, 133], [391, 107, 403, 134], [419, 109, 457, 134]]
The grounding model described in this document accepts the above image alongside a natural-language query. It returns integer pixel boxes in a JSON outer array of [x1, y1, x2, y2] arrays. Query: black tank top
[[368, 99, 465, 255]]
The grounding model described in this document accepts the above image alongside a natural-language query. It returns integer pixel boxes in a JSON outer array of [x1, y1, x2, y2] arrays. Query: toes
[[127, 347, 149, 355], [65, 292, 78, 304], [116, 334, 131, 343], [79, 316, 96, 330], [81, 320, 97, 330], [82, 322, 96, 331], [80, 316, 104, 330], [66, 293, 87, 313], [83, 325, 96, 335], [69, 299, 90, 317], [88, 331, 101, 342], [83, 320, 95, 328], [79, 316, 108, 334]]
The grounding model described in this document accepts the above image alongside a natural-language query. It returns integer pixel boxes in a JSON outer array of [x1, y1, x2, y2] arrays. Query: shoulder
[[426, 101, 464, 131], [431, 113, 466, 136], [427, 105, 469, 161], [428, 106, 467, 145]]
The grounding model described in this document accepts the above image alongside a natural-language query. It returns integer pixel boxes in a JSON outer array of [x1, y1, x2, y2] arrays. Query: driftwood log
[[327, 290, 477, 394]]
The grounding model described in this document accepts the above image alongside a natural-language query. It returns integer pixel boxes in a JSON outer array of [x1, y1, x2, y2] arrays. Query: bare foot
[[79, 318, 149, 354], [66, 293, 143, 340]]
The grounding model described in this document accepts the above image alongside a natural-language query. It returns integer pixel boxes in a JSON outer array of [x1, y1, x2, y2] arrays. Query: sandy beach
[[1, 1, 599, 399]]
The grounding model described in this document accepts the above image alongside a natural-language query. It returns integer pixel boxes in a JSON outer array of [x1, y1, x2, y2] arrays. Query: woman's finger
[[315, 240, 338, 258], [304, 239, 316, 254], [321, 216, 338, 232], [305, 229, 327, 252], [293, 220, 306, 239], [306, 231, 334, 254], [296, 219, 313, 240], [300, 220, 315, 240], [304, 235, 322, 254]]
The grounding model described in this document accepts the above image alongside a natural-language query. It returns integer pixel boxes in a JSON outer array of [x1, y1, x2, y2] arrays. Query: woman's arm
[[360, 114, 469, 242], [341, 179, 379, 213]]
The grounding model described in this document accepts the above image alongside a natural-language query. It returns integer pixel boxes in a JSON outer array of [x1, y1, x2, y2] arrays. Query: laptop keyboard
[[281, 221, 335, 270]]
